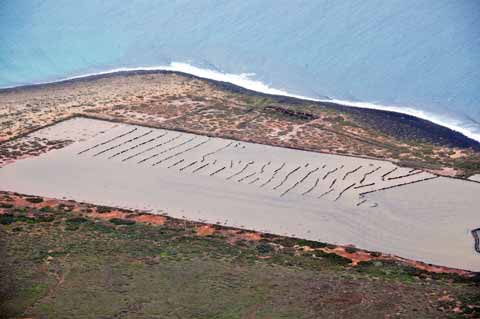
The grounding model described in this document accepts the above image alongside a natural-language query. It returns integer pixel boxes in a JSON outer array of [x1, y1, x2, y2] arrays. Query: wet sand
[[0, 117, 478, 271]]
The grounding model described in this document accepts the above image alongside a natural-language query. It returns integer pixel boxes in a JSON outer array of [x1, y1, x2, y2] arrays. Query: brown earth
[[1, 71, 479, 176], [0, 191, 474, 278], [1, 191, 479, 319]]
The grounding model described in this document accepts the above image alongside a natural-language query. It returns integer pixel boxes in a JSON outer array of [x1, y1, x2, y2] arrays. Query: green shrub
[[65, 224, 79, 231], [454, 160, 480, 170], [0, 203, 14, 209], [0, 214, 15, 225], [316, 251, 351, 266], [296, 239, 328, 249], [37, 215, 54, 223], [96, 206, 112, 214], [2, 213, 35, 224], [256, 243, 273, 254], [345, 246, 358, 254], [109, 218, 135, 226], [90, 222, 115, 233], [25, 197, 44, 204], [66, 217, 88, 224]]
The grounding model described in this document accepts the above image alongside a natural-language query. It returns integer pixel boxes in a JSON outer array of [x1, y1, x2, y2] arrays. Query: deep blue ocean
[[1, 1, 480, 141]]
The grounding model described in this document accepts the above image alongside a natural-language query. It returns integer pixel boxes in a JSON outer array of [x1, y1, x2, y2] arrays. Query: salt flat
[[0, 117, 478, 271], [469, 174, 480, 182]]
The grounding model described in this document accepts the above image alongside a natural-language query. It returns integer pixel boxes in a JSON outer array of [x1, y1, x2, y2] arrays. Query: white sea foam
[[3, 62, 480, 143]]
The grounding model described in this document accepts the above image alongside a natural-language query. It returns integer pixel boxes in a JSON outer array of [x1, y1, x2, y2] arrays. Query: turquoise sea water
[[1, 1, 480, 141]]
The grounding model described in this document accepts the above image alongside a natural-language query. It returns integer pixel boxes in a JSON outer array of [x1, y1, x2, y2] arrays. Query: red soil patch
[[221, 229, 262, 243], [237, 231, 262, 241], [196, 225, 215, 236], [406, 259, 472, 276], [90, 210, 125, 220], [320, 246, 374, 266], [38, 199, 61, 208], [7, 196, 69, 211], [10, 197, 29, 207], [130, 214, 166, 225], [316, 246, 471, 276]]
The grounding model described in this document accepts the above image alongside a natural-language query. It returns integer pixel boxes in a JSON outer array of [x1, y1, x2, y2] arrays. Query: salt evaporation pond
[[0, 117, 478, 271]]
